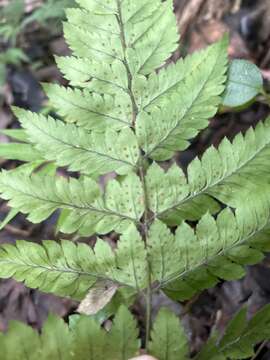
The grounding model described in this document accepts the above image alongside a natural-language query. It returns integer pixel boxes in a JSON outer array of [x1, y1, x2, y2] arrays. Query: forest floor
[[1, 0, 270, 358]]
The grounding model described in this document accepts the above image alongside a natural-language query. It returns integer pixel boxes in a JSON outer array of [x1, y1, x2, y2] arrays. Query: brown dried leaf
[[77, 280, 119, 315]]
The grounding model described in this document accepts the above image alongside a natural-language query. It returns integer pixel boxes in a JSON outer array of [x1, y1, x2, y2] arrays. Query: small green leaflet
[[149, 308, 188, 360]]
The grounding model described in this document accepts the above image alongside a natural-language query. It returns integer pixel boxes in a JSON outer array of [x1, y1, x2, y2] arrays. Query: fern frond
[[0, 307, 139, 360], [0, 170, 143, 235], [0, 142, 42, 162], [1, 319, 41, 360], [0, 128, 29, 142], [55, 55, 128, 95], [65, 0, 178, 75], [0, 239, 110, 299], [107, 305, 140, 360], [147, 118, 270, 223], [187, 117, 270, 207], [40, 313, 72, 359], [43, 84, 131, 131], [71, 313, 107, 360], [0, 224, 147, 298], [136, 38, 228, 160], [196, 305, 270, 360], [149, 308, 188, 360], [114, 224, 147, 290], [146, 162, 220, 224], [149, 199, 270, 299], [14, 108, 139, 176], [124, 0, 179, 76], [135, 41, 224, 111]]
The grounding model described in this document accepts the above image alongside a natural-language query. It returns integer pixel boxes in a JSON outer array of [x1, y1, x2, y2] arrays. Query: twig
[[176, 0, 205, 36], [5, 224, 32, 237], [250, 340, 267, 360]]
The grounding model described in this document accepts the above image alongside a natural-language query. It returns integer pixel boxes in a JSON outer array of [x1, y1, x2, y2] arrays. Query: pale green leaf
[[0, 239, 100, 299], [0, 227, 148, 298], [146, 162, 220, 223], [187, 117, 270, 208], [126, 0, 179, 75], [43, 83, 131, 131], [222, 59, 263, 108], [0, 169, 144, 235], [158, 196, 270, 298], [136, 37, 228, 160], [0, 142, 42, 162], [14, 107, 139, 176], [56, 55, 128, 95], [155, 117, 270, 221], [69, 0, 178, 75]]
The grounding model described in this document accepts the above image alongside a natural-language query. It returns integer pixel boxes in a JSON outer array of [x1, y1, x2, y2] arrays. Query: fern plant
[[0, 0, 269, 358]]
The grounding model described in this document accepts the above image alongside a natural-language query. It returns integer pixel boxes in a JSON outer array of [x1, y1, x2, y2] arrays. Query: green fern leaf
[[41, 315, 72, 359], [136, 37, 228, 160], [0, 239, 102, 299], [14, 108, 139, 176], [115, 224, 147, 290], [149, 200, 270, 298], [135, 42, 225, 111], [0, 320, 40, 360], [196, 305, 270, 360], [0, 142, 42, 162], [55, 55, 128, 95], [0, 169, 143, 235], [107, 305, 140, 360], [149, 308, 188, 360], [146, 162, 220, 224], [71, 315, 107, 359], [148, 117, 270, 223], [66, 0, 178, 75], [0, 307, 139, 360], [0, 128, 29, 142], [0, 226, 148, 299], [43, 84, 131, 131], [187, 117, 270, 208], [0, 208, 18, 231], [1, 0, 268, 355], [125, 0, 179, 75]]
